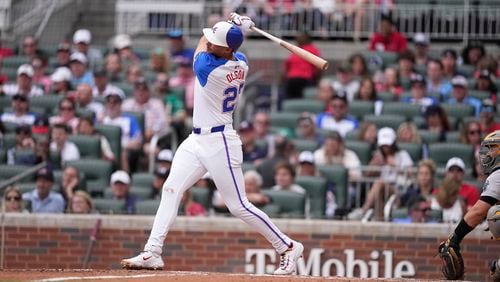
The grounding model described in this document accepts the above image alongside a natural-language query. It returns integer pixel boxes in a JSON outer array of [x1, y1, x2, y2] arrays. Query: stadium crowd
[[0, 12, 498, 224]]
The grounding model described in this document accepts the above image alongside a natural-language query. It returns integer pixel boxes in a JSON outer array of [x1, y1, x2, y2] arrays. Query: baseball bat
[[250, 26, 329, 71], [83, 218, 101, 269]]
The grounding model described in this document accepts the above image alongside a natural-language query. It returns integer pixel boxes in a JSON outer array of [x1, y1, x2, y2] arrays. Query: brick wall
[[2, 214, 497, 280]]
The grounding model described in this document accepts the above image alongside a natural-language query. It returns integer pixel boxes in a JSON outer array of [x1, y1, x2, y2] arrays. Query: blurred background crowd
[[0, 0, 499, 225]]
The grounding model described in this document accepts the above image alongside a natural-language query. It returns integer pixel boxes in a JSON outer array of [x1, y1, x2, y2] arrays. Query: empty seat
[[349, 101, 374, 120], [262, 190, 306, 218], [2, 56, 30, 69], [95, 124, 122, 166], [68, 135, 101, 159], [441, 103, 474, 119], [30, 95, 63, 115], [93, 198, 126, 214], [131, 172, 154, 189], [398, 142, 423, 162], [363, 114, 406, 130], [135, 199, 160, 215], [345, 140, 373, 165], [269, 112, 299, 129], [295, 176, 327, 218], [291, 139, 319, 153], [65, 159, 113, 196], [382, 102, 423, 119], [468, 90, 490, 101], [0, 165, 35, 183], [428, 143, 474, 169], [282, 99, 324, 113], [303, 87, 318, 99], [318, 165, 348, 209]]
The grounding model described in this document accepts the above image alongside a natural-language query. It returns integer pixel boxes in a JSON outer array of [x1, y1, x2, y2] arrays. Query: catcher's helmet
[[487, 204, 500, 240], [479, 130, 500, 175]]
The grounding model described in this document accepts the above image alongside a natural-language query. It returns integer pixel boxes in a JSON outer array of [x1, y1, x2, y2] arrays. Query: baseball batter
[[121, 15, 304, 275], [438, 130, 500, 280]]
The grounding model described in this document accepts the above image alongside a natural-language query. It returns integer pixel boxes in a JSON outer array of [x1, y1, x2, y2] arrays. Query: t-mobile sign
[[245, 248, 416, 278]]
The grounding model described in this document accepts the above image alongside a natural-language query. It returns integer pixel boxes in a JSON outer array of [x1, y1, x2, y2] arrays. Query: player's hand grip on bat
[[228, 12, 255, 34]]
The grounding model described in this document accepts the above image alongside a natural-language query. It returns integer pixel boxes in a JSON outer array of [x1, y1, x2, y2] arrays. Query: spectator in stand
[[0, 40, 13, 59], [50, 123, 80, 164], [459, 120, 482, 157], [316, 92, 358, 137], [447, 75, 482, 117], [50, 67, 72, 95], [149, 47, 169, 74], [22, 167, 65, 213], [166, 29, 194, 63], [1, 94, 36, 125], [104, 53, 122, 82], [348, 127, 413, 221], [368, 14, 407, 53], [272, 162, 305, 194], [169, 59, 195, 115], [60, 166, 82, 202], [49, 98, 79, 133], [3, 186, 27, 213], [92, 69, 122, 97], [480, 99, 500, 134], [313, 131, 361, 180], [426, 59, 452, 100], [34, 135, 50, 166], [316, 78, 335, 106], [349, 53, 369, 78], [295, 112, 323, 145], [155, 149, 173, 177], [113, 34, 141, 69], [109, 170, 137, 214], [332, 61, 360, 102], [375, 67, 403, 99], [123, 77, 169, 151], [152, 166, 169, 200], [77, 117, 116, 163], [101, 91, 142, 172], [76, 83, 104, 121], [296, 151, 317, 177], [440, 49, 460, 79], [6, 124, 36, 165], [31, 56, 51, 93], [393, 196, 433, 223], [412, 33, 430, 66], [52, 42, 71, 68], [421, 105, 450, 142], [398, 159, 436, 208], [475, 69, 498, 101], [461, 41, 485, 67], [430, 177, 465, 223], [32, 115, 49, 135], [396, 121, 422, 144], [357, 121, 378, 149], [20, 36, 42, 59], [354, 77, 377, 101], [401, 73, 436, 111], [2, 64, 44, 97], [125, 64, 144, 86], [72, 29, 103, 71], [476, 55, 499, 78], [283, 32, 321, 99], [397, 50, 416, 82], [239, 121, 267, 165], [69, 52, 94, 88], [253, 112, 275, 157], [67, 191, 93, 214], [257, 136, 295, 187], [443, 157, 480, 211], [179, 189, 207, 216]]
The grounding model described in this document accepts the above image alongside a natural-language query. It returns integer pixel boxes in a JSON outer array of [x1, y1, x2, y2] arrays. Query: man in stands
[[369, 14, 407, 53], [22, 167, 65, 213], [2, 64, 44, 97], [1, 94, 36, 125], [444, 157, 480, 211], [72, 29, 103, 71], [316, 92, 358, 138]]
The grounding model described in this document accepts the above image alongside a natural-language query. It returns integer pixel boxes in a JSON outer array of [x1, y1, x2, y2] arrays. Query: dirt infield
[[0, 269, 451, 282]]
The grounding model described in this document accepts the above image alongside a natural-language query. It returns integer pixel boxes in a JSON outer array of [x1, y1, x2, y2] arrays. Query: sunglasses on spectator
[[468, 130, 480, 135], [59, 106, 74, 111], [5, 196, 21, 201], [23, 43, 35, 47]]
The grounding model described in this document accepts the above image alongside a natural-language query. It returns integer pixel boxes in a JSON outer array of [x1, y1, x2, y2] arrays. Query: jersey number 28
[[223, 83, 244, 113]]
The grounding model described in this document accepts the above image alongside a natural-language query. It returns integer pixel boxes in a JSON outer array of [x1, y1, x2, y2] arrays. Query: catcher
[[438, 130, 500, 280]]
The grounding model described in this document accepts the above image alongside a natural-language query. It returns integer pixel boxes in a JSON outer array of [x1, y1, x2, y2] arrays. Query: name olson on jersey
[[226, 70, 245, 83]]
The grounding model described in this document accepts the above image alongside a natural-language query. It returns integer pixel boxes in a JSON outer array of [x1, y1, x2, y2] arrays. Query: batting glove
[[229, 12, 255, 34]]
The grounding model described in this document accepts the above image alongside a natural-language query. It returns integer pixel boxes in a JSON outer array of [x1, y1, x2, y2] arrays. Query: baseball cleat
[[273, 241, 304, 275], [120, 251, 164, 270]]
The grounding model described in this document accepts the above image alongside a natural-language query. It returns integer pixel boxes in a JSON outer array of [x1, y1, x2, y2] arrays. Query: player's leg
[[121, 136, 207, 270], [204, 132, 303, 275]]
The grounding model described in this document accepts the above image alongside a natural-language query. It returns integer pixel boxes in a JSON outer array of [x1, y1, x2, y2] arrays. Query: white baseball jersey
[[192, 51, 248, 128]]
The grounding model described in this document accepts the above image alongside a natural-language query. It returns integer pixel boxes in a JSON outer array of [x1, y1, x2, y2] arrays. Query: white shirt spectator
[[2, 84, 44, 97], [122, 97, 169, 135], [50, 141, 80, 163], [92, 84, 123, 97], [315, 115, 358, 137], [332, 80, 360, 102], [102, 114, 142, 148], [272, 184, 306, 194], [430, 196, 464, 223], [1, 112, 36, 125]]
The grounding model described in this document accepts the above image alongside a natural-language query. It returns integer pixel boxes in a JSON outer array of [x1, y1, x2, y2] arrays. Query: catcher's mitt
[[438, 239, 464, 280]]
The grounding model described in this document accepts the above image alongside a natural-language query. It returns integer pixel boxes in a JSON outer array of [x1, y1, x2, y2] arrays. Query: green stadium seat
[[95, 124, 121, 167], [68, 135, 101, 159], [262, 190, 306, 218], [303, 87, 318, 99], [418, 130, 441, 144], [131, 172, 154, 189], [17, 182, 36, 194], [65, 159, 113, 196], [2, 122, 18, 133], [468, 90, 490, 101], [377, 91, 397, 102], [259, 203, 281, 218], [4, 68, 18, 81], [0, 148, 5, 163], [295, 176, 327, 219], [123, 111, 145, 135], [269, 112, 299, 129], [291, 139, 319, 153], [282, 99, 324, 113], [13, 148, 36, 164], [361, 51, 398, 69], [445, 131, 461, 143], [2, 133, 16, 149], [30, 95, 63, 115], [112, 82, 134, 97], [441, 103, 474, 119], [0, 95, 11, 109], [428, 143, 474, 169], [349, 101, 374, 120], [170, 87, 186, 100], [345, 129, 359, 141], [345, 140, 372, 165], [93, 198, 126, 214], [398, 142, 422, 162], [363, 114, 406, 131], [457, 64, 475, 77], [391, 207, 442, 222], [242, 162, 256, 173], [191, 187, 211, 210], [0, 165, 35, 183], [2, 56, 30, 69], [76, 108, 95, 120], [317, 165, 348, 208], [382, 102, 423, 119], [412, 116, 426, 128], [135, 199, 160, 215]]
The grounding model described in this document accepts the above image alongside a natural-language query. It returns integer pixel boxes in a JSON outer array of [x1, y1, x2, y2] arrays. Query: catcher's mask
[[487, 204, 500, 240], [479, 130, 500, 175]]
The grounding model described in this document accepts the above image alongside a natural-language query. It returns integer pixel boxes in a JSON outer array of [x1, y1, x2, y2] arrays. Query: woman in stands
[[357, 121, 378, 150], [3, 186, 27, 213], [396, 121, 422, 144], [397, 159, 436, 208], [67, 191, 94, 214], [349, 53, 369, 78], [421, 105, 451, 142], [459, 120, 482, 157], [49, 98, 79, 133]]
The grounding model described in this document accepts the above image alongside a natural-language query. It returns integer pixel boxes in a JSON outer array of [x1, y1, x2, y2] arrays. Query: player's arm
[[194, 35, 209, 59], [463, 198, 493, 228]]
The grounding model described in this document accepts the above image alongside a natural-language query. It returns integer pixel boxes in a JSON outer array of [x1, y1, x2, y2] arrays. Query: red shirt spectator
[[459, 183, 480, 210], [285, 43, 320, 80], [369, 15, 407, 53]]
